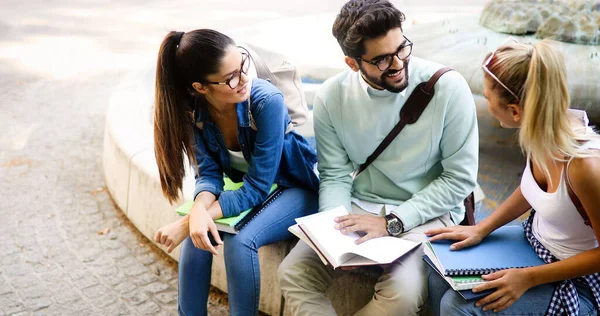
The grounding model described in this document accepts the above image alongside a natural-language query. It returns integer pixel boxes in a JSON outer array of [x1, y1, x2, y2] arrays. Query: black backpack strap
[[355, 67, 453, 176]]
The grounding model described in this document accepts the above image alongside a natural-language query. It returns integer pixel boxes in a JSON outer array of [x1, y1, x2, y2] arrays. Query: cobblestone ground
[[0, 72, 233, 315]]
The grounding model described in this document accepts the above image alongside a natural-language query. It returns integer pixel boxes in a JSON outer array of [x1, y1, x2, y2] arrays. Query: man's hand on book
[[334, 214, 387, 244], [472, 268, 533, 312], [189, 206, 224, 255], [154, 216, 190, 253], [424, 225, 485, 250]]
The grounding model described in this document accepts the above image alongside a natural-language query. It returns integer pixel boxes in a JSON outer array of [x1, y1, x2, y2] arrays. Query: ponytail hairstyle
[[154, 29, 235, 203], [484, 39, 600, 185]]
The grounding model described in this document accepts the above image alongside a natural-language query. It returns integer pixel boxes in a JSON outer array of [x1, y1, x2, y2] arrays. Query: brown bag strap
[[356, 67, 453, 176]]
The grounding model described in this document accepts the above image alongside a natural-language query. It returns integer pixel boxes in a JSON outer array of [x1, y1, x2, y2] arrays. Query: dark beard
[[360, 59, 410, 93]]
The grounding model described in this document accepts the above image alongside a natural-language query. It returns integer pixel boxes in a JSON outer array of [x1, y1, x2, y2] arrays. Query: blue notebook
[[429, 225, 545, 276]]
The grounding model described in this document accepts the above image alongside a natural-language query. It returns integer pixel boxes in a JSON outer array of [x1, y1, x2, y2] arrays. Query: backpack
[[242, 42, 309, 129]]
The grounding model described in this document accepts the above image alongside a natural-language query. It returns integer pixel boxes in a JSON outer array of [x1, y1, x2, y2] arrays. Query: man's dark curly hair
[[332, 0, 405, 58]]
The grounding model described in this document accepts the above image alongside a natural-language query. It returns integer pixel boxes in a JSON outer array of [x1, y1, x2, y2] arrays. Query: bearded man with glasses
[[277, 1, 479, 315]]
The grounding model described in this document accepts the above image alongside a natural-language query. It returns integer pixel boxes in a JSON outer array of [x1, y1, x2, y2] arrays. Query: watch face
[[388, 220, 402, 235]]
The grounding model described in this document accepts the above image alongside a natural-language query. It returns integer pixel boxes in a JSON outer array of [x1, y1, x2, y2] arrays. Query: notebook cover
[[429, 225, 545, 276]]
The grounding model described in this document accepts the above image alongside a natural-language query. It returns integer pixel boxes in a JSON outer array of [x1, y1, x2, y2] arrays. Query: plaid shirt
[[523, 210, 600, 315]]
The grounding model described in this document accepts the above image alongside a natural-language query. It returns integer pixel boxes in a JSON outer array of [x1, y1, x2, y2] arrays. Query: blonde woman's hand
[[154, 218, 189, 253], [424, 225, 485, 250], [473, 268, 534, 312], [189, 206, 223, 255]]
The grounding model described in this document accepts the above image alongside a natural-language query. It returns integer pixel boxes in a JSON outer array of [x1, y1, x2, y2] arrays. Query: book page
[[296, 207, 359, 267], [288, 224, 328, 265], [297, 206, 420, 268]]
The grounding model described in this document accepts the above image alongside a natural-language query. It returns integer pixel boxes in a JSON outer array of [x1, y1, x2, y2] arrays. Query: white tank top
[[228, 149, 249, 173], [521, 139, 599, 260]]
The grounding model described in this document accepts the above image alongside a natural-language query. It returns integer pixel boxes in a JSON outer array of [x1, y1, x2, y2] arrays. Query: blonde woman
[[426, 39, 600, 315]]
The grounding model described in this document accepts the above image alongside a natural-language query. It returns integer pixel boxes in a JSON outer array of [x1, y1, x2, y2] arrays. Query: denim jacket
[[191, 78, 319, 217]]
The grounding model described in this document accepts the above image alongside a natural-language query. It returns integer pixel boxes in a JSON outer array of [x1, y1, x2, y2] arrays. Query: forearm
[[392, 168, 476, 231], [194, 191, 217, 209], [187, 191, 219, 224], [526, 248, 600, 287], [206, 200, 224, 220], [477, 186, 531, 236]]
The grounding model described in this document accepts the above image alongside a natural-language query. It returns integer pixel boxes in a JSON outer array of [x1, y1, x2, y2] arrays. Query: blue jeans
[[428, 269, 598, 315], [177, 187, 318, 316]]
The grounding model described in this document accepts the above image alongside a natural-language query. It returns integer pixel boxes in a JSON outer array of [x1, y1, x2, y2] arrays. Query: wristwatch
[[385, 213, 404, 237]]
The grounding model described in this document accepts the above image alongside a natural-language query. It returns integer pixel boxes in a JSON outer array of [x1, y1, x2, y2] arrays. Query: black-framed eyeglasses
[[204, 47, 251, 89], [356, 36, 413, 71]]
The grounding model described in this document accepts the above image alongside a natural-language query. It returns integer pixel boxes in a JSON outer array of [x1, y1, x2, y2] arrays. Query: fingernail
[[450, 245, 456, 250], [341, 229, 346, 233], [334, 224, 339, 229], [334, 217, 339, 222], [475, 303, 480, 307]]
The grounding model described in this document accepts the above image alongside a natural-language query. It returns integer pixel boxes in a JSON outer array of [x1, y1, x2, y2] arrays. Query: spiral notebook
[[423, 255, 493, 301], [429, 225, 545, 277]]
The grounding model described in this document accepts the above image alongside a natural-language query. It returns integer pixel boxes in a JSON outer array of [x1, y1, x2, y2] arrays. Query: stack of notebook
[[425, 225, 545, 300]]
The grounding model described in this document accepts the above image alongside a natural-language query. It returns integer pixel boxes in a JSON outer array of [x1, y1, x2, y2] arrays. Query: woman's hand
[[154, 217, 190, 253], [472, 268, 534, 312], [189, 206, 223, 255], [424, 225, 485, 250]]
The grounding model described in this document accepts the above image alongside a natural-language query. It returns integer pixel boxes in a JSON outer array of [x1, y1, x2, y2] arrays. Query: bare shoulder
[[568, 155, 600, 189]]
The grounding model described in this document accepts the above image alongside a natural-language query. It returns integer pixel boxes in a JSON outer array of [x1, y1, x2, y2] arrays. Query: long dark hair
[[154, 29, 235, 203]]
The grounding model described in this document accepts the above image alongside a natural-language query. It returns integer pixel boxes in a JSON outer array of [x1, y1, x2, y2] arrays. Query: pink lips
[[237, 85, 248, 94]]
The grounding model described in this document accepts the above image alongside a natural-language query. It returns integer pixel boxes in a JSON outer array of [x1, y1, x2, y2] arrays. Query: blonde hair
[[485, 39, 600, 184]]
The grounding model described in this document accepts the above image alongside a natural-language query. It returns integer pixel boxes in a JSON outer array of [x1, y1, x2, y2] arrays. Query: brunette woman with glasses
[[426, 39, 600, 315], [151, 29, 319, 316]]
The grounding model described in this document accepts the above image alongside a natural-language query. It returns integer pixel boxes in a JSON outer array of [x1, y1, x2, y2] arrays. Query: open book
[[176, 178, 278, 234], [291, 206, 421, 269]]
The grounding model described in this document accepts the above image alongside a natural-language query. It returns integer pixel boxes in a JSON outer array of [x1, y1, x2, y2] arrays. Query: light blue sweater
[[313, 56, 479, 231]]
